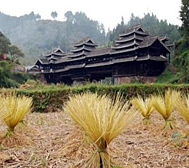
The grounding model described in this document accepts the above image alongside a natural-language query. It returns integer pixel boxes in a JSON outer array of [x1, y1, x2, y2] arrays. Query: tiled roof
[[66, 63, 85, 70], [74, 37, 97, 47], [110, 47, 136, 54], [139, 37, 170, 52], [160, 37, 168, 43], [166, 44, 174, 48], [112, 35, 170, 54], [119, 30, 149, 37], [38, 58, 49, 64], [57, 47, 112, 64], [54, 63, 86, 72], [55, 57, 69, 64], [137, 55, 167, 62], [71, 46, 93, 53], [68, 51, 89, 58], [67, 56, 85, 62], [74, 37, 91, 45], [87, 47, 112, 57], [115, 35, 143, 43], [47, 56, 59, 61], [86, 61, 113, 68], [53, 47, 65, 53], [34, 24, 169, 74], [139, 36, 158, 48], [151, 55, 167, 61], [114, 56, 137, 63], [44, 47, 65, 57], [121, 24, 142, 34], [112, 41, 139, 50]]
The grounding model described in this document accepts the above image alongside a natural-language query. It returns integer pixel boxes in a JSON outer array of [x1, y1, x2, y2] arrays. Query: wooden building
[[33, 25, 171, 84]]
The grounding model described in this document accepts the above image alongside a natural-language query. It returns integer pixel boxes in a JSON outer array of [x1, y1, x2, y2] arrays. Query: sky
[[0, 0, 182, 31]]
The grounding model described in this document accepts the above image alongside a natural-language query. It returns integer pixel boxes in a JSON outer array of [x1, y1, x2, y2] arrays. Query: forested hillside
[[108, 13, 180, 45], [172, 0, 189, 83], [0, 32, 31, 87], [0, 11, 106, 65], [0, 11, 180, 65]]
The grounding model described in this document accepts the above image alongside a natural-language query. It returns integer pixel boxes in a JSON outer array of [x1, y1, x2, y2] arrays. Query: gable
[[56, 49, 62, 53], [87, 39, 94, 44], [137, 27, 145, 33], [35, 60, 41, 65], [150, 39, 170, 53]]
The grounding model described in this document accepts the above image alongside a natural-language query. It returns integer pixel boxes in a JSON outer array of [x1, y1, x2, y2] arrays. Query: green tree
[[0, 61, 18, 88], [9, 45, 25, 62], [128, 13, 140, 27], [64, 11, 74, 22], [0, 11, 106, 64], [0, 32, 10, 54], [108, 13, 180, 44], [172, 0, 189, 83], [180, 0, 189, 43], [51, 11, 58, 20], [0, 31, 24, 62]]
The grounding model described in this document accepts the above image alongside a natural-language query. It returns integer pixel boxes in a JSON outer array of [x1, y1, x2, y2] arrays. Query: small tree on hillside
[[9, 45, 24, 63], [51, 11, 58, 20], [0, 32, 10, 55], [180, 0, 189, 41]]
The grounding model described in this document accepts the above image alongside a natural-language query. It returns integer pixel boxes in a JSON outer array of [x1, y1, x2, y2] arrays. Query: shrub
[[2, 83, 189, 112]]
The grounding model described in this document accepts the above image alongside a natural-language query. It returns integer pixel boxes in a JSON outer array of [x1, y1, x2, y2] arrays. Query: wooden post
[[100, 155, 103, 168]]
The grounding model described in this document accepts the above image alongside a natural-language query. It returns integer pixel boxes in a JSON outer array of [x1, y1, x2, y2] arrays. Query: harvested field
[[0, 110, 189, 168]]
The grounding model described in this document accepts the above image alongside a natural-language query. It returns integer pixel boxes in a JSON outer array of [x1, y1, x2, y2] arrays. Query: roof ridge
[[75, 36, 91, 44], [128, 24, 141, 29]]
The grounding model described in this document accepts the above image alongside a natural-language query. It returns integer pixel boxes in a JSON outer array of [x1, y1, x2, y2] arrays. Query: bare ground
[[0, 110, 189, 168]]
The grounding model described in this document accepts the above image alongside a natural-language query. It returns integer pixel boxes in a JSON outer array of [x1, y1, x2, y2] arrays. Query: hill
[[0, 12, 180, 65], [0, 11, 106, 65], [108, 13, 180, 45]]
